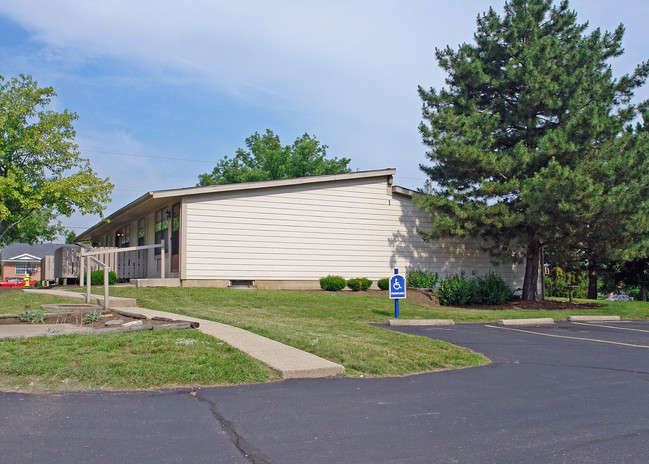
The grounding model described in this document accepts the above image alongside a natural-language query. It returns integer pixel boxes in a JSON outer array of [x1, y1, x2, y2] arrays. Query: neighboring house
[[0, 243, 65, 281], [75, 169, 525, 290]]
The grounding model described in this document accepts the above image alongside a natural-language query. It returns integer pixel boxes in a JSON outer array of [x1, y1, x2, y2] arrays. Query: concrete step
[[130, 278, 180, 288]]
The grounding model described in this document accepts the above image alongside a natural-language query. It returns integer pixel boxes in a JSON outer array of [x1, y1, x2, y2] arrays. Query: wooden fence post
[[161, 240, 166, 279], [86, 255, 91, 304]]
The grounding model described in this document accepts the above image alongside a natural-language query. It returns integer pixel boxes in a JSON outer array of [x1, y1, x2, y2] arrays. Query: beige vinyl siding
[[389, 193, 524, 291], [184, 177, 524, 289], [185, 178, 394, 280]]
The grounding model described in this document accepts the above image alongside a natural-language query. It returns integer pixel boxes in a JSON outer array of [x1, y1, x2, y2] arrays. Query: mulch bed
[[0, 311, 146, 329], [464, 299, 602, 310]]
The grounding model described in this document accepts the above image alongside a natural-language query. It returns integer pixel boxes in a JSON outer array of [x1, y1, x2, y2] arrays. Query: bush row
[[404, 268, 513, 306], [319, 275, 373, 291], [320, 270, 513, 305], [77, 270, 118, 285], [437, 271, 513, 306]]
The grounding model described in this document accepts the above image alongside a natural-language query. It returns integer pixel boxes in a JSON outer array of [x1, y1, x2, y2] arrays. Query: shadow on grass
[[370, 309, 393, 318]]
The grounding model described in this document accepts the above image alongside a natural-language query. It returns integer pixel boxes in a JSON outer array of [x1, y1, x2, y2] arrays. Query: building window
[[15, 263, 33, 275], [123, 225, 130, 248], [171, 203, 180, 256], [115, 225, 131, 248], [105, 234, 111, 247], [138, 218, 146, 246], [155, 207, 169, 255]]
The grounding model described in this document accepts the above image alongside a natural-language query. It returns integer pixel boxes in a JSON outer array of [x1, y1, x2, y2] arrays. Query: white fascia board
[[3, 253, 41, 263], [151, 169, 397, 200]]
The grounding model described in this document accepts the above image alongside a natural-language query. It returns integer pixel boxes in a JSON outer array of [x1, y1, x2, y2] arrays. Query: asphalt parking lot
[[2, 320, 648, 464]]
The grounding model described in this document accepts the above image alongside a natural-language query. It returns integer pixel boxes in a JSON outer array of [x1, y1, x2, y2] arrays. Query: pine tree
[[417, 0, 649, 300]]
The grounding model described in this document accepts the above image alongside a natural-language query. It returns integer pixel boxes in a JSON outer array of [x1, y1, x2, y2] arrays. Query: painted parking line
[[485, 324, 649, 349], [570, 321, 649, 333]]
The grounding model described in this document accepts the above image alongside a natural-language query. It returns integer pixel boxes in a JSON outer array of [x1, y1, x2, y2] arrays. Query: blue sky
[[1, 0, 648, 235]]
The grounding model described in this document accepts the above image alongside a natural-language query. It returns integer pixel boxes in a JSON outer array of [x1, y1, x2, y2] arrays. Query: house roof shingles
[[1, 243, 68, 262]]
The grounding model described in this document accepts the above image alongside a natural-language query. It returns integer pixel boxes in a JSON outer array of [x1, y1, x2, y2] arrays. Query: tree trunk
[[587, 263, 598, 300], [641, 286, 647, 302], [522, 239, 540, 301]]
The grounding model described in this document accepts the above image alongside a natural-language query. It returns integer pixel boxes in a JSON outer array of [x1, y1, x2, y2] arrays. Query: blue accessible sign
[[389, 274, 406, 299]]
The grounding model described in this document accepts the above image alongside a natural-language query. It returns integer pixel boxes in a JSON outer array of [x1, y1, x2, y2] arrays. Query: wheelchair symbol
[[392, 280, 403, 291]]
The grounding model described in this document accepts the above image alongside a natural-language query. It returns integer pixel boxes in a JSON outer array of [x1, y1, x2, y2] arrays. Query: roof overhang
[[391, 185, 420, 198], [2, 253, 41, 263], [76, 169, 397, 242]]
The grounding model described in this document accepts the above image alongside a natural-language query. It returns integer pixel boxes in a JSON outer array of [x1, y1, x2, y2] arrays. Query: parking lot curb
[[387, 319, 455, 326], [567, 315, 621, 322], [498, 318, 555, 326]]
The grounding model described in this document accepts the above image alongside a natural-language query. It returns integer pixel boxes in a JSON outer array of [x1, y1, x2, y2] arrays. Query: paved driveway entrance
[[2, 320, 648, 463]]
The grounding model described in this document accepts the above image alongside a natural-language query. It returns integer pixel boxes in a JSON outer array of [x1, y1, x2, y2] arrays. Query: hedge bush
[[475, 271, 514, 305], [347, 278, 372, 291], [319, 275, 346, 291], [437, 273, 478, 306], [377, 278, 389, 291], [79, 270, 118, 285], [406, 268, 440, 289]]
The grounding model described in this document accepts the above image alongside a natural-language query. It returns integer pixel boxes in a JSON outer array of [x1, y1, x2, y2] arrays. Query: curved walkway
[[20, 288, 344, 379]]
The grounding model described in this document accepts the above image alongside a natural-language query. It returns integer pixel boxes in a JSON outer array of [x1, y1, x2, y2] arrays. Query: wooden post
[[160, 240, 166, 279], [86, 254, 91, 304], [104, 265, 109, 310], [80, 256, 85, 287]]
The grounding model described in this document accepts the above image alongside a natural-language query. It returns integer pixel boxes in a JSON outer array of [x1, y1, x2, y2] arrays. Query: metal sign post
[[389, 268, 406, 318]]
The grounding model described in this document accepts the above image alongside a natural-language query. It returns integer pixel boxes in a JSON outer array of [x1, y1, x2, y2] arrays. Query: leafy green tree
[[615, 258, 649, 301], [198, 129, 351, 185], [417, 0, 649, 300], [0, 74, 113, 245], [65, 230, 77, 244]]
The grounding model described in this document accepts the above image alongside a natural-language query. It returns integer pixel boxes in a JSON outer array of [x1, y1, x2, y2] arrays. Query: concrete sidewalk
[[20, 288, 344, 379]]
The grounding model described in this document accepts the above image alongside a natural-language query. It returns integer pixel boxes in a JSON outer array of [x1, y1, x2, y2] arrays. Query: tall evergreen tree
[[524, 116, 649, 298], [417, 0, 649, 300]]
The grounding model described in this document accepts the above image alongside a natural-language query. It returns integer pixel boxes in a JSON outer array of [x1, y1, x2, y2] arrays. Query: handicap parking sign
[[389, 274, 406, 299]]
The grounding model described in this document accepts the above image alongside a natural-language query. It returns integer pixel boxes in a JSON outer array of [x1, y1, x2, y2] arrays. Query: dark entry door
[[171, 203, 180, 273]]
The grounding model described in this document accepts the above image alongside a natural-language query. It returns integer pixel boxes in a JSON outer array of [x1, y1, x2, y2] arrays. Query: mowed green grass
[[0, 289, 81, 314], [0, 330, 280, 391], [5, 287, 645, 391], [104, 287, 492, 377], [0, 288, 489, 387], [0, 290, 278, 391]]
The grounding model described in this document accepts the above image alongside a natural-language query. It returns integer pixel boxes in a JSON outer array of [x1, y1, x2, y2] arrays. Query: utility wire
[[81, 149, 213, 163]]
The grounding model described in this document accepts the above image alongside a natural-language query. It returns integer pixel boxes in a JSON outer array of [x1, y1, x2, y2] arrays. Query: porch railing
[[80, 241, 165, 307]]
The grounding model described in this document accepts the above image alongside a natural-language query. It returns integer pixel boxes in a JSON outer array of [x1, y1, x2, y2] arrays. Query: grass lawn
[[0, 289, 279, 391], [0, 330, 279, 391], [0, 289, 82, 314], [4, 286, 646, 391], [103, 287, 494, 377]]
